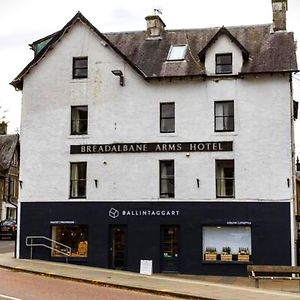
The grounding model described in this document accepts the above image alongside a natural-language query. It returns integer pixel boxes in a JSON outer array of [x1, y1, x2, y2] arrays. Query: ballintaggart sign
[[108, 208, 180, 219], [70, 141, 232, 154]]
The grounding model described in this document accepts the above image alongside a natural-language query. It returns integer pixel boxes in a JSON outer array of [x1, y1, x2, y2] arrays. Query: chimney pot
[[272, 0, 288, 31], [0, 121, 7, 135]]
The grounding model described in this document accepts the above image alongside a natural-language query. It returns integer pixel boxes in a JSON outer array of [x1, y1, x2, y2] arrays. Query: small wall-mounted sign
[[140, 260, 153, 275], [50, 221, 75, 224], [71, 141, 232, 154], [226, 221, 251, 225]]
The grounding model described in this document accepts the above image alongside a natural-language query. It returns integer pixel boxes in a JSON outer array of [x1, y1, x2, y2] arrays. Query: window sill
[[159, 133, 178, 137], [70, 79, 90, 84], [202, 260, 252, 265], [212, 132, 237, 136], [215, 72, 233, 76], [69, 197, 87, 200], [67, 135, 90, 139]]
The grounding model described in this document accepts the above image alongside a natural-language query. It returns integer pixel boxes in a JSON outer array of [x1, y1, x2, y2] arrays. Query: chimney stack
[[145, 15, 166, 39], [272, 0, 288, 31], [0, 121, 7, 135]]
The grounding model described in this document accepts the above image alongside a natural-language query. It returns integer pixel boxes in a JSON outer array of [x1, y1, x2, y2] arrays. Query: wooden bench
[[247, 265, 300, 290]]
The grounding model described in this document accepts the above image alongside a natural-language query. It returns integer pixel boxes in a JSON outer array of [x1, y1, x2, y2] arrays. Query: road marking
[[0, 294, 23, 300]]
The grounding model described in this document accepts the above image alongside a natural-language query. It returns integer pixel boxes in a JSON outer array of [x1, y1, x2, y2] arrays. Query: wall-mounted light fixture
[[19, 180, 23, 189], [111, 70, 124, 86], [94, 179, 98, 188], [196, 178, 200, 188]]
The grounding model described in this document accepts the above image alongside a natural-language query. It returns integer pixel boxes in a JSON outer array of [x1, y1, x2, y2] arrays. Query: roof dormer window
[[216, 53, 232, 74], [167, 45, 187, 61]]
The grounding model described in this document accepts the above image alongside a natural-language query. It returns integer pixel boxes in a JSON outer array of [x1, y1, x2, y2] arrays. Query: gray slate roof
[[0, 134, 19, 176], [10, 12, 298, 90]]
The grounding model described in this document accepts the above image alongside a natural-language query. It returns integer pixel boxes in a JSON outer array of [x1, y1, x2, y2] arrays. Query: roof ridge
[[160, 23, 272, 32], [104, 23, 273, 35]]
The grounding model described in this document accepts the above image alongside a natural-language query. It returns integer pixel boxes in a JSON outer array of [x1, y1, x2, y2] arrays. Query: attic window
[[216, 53, 232, 74], [73, 57, 88, 79], [167, 45, 187, 61]]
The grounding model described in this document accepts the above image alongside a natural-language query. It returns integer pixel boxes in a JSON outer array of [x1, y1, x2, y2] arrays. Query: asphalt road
[[0, 241, 15, 254], [0, 268, 179, 300]]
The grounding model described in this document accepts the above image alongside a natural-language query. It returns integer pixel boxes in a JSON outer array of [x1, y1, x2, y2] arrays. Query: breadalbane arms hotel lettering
[[71, 141, 233, 154]]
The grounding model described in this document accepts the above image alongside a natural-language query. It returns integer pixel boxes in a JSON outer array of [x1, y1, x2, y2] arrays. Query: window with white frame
[[167, 45, 187, 61], [160, 103, 175, 133], [70, 162, 87, 198], [215, 53, 232, 74], [203, 226, 252, 262], [71, 106, 88, 135], [160, 160, 175, 198], [215, 101, 234, 132], [8, 176, 18, 199], [73, 57, 88, 79], [216, 160, 234, 198]]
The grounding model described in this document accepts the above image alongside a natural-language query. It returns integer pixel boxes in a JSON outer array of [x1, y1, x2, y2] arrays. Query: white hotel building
[[11, 0, 298, 275]]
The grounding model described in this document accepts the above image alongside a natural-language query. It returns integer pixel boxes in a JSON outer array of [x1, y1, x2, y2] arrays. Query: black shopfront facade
[[19, 201, 291, 276]]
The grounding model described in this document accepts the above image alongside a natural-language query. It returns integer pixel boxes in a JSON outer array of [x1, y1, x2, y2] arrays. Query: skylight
[[167, 45, 187, 61]]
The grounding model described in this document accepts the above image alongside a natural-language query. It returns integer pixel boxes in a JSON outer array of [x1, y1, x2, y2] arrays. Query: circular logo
[[109, 208, 119, 219]]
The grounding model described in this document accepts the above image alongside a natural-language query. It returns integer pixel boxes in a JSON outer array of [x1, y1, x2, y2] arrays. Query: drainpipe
[[289, 73, 297, 266]]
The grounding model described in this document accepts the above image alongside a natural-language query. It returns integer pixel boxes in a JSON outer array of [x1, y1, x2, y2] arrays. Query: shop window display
[[202, 226, 251, 262], [51, 225, 88, 257]]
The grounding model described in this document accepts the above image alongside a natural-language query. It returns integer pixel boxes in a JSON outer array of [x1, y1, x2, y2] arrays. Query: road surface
[[0, 268, 178, 300]]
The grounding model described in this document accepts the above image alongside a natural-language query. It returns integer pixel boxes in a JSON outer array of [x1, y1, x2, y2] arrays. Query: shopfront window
[[202, 226, 251, 262], [51, 225, 88, 257]]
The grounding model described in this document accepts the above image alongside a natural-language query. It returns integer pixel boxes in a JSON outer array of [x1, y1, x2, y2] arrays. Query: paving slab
[[0, 253, 299, 300]]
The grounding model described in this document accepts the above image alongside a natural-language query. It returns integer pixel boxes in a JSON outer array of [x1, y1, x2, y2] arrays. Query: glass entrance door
[[161, 226, 179, 272], [109, 225, 127, 270]]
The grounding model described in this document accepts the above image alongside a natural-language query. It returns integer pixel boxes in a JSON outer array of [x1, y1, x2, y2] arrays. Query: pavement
[[0, 253, 299, 300]]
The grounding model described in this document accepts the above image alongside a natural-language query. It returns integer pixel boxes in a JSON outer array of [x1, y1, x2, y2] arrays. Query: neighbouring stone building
[[11, 0, 298, 275], [0, 122, 19, 221]]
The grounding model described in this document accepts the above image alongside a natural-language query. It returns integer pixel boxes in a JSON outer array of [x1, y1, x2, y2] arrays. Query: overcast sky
[[1, 0, 299, 155]]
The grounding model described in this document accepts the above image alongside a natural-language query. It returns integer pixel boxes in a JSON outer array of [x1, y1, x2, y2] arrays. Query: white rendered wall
[[19, 22, 293, 203], [205, 34, 244, 75]]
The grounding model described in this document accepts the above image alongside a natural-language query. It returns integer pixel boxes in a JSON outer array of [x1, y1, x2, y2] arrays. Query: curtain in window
[[72, 109, 81, 134], [215, 103, 224, 131], [71, 106, 88, 135], [223, 103, 234, 130], [215, 102, 234, 131], [216, 160, 234, 197], [71, 163, 79, 197], [216, 165, 225, 196]]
